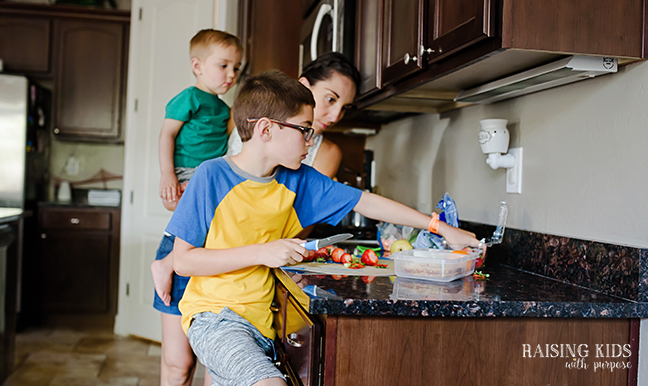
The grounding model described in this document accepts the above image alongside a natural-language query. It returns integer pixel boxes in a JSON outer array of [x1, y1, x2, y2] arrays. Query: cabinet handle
[[70, 218, 80, 224], [403, 53, 418, 65], [419, 45, 435, 56], [286, 333, 303, 348], [54, 128, 60, 134], [41, 233, 47, 239]]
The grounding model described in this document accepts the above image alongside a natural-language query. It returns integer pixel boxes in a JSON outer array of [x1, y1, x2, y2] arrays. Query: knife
[[301, 233, 353, 251]]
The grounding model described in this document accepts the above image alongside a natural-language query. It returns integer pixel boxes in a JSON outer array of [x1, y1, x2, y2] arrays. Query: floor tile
[[99, 354, 161, 379]]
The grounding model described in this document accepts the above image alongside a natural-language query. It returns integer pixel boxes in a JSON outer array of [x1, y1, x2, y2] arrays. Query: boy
[[152, 29, 242, 386], [168, 70, 482, 385]]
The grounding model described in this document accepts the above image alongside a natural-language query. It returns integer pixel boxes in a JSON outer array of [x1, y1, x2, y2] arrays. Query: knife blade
[[301, 233, 353, 251]]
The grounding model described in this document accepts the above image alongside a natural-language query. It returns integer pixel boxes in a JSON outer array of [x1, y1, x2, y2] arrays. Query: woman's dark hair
[[300, 52, 361, 91]]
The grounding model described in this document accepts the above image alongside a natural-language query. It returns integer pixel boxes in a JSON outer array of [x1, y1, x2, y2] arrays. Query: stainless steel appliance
[[299, 0, 355, 73], [0, 220, 18, 384], [0, 74, 50, 210], [0, 74, 50, 331]]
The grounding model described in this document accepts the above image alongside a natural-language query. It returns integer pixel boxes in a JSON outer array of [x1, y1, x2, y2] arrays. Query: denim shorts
[[152, 233, 190, 315], [187, 308, 284, 386]]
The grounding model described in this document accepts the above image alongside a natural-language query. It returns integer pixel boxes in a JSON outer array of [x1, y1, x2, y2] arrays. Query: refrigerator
[[0, 73, 50, 210], [0, 74, 50, 340]]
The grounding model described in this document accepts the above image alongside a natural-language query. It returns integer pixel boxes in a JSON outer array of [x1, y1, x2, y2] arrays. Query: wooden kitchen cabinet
[[354, 0, 383, 98], [352, 0, 647, 115], [239, 0, 303, 80], [424, 0, 493, 64], [274, 281, 322, 386], [0, 15, 51, 75], [380, 0, 425, 86], [0, 3, 129, 142], [53, 18, 128, 141], [38, 205, 120, 317]]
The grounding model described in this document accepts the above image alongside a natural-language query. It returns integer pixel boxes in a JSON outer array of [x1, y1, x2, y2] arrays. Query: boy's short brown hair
[[233, 70, 316, 142], [190, 29, 243, 60]]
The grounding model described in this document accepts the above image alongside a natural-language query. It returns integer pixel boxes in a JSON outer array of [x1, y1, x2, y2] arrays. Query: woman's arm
[[353, 191, 483, 249], [311, 138, 342, 179], [172, 237, 308, 277]]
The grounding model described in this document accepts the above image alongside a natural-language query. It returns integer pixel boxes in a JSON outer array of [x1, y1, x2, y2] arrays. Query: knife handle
[[302, 240, 318, 251]]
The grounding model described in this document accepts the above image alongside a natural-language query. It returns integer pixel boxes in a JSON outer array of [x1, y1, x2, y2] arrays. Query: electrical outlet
[[506, 147, 523, 194]]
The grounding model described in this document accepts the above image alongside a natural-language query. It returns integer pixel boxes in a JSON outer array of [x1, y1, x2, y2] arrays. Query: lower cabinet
[[274, 281, 322, 386], [37, 205, 120, 316], [274, 279, 638, 386]]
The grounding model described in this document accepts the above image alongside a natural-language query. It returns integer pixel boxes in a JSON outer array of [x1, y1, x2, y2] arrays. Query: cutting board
[[283, 259, 395, 276]]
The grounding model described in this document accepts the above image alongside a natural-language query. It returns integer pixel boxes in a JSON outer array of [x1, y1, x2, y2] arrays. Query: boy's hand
[[440, 224, 484, 252], [260, 239, 307, 267], [159, 172, 181, 202]]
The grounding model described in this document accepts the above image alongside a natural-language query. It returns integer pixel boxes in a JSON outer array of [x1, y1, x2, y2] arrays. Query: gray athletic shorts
[[187, 308, 285, 386]]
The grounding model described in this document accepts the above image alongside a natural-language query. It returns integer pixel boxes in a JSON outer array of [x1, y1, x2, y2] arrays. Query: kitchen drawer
[[273, 281, 288, 338], [41, 209, 111, 230], [284, 293, 321, 386]]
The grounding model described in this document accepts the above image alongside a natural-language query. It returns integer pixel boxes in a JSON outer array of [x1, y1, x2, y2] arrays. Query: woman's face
[[300, 71, 357, 135]]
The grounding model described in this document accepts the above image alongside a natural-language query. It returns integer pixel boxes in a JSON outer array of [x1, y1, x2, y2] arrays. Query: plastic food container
[[390, 276, 476, 301], [390, 248, 479, 282]]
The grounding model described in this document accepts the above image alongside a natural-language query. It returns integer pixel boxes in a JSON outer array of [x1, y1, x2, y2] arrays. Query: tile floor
[[4, 327, 207, 386]]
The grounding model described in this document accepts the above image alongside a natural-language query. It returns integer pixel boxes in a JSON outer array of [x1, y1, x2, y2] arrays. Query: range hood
[[454, 55, 617, 104]]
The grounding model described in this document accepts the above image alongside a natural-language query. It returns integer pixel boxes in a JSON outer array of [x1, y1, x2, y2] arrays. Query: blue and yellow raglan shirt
[[166, 157, 362, 339]]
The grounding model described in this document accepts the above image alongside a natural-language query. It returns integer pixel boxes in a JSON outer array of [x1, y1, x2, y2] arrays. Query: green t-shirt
[[165, 86, 230, 168]]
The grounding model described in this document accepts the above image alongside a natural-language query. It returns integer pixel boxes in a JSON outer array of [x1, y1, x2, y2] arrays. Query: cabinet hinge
[[139, 7, 143, 20], [126, 283, 130, 296], [134, 98, 138, 112], [130, 191, 134, 204]]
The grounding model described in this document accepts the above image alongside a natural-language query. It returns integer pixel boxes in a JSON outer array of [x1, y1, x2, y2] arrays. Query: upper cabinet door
[[425, 0, 493, 63], [355, 0, 383, 97], [0, 16, 51, 74], [53, 19, 127, 141], [381, 0, 425, 86]]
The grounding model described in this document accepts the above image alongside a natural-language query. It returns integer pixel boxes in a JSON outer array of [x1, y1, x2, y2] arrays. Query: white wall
[[366, 58, 648, 385], [367, 60, 648, 249]]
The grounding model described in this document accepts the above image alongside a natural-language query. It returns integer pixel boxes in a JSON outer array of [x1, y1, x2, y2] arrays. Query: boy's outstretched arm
[[353, 191, 484, 250], [159, 119, 184, 205], [172, 237, 308, 277]]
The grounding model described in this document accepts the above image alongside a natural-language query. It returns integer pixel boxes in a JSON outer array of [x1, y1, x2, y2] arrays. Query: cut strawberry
[[361, 249, 378, 266]]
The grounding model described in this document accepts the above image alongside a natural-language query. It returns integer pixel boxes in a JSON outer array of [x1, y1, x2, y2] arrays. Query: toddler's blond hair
[[190, 29, 243, 61]]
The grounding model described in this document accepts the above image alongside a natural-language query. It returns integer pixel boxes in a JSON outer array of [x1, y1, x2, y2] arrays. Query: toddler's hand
[[159, 173, 181, 202], [260, 239, 307, 268]]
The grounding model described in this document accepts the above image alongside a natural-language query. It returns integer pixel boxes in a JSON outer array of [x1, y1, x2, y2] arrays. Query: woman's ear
[[190, 57, 202, 76], [298, 77, 311, 89]]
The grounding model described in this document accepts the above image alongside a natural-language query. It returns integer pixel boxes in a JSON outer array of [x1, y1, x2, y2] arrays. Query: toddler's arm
[[172, 237, 308, 277], [353, 191, 483, 250], [159, 119, 184, 205]]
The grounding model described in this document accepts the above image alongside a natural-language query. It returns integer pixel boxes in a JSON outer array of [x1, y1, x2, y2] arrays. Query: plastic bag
[[377, 222, 419, 254], [413, 192, 458, 249]]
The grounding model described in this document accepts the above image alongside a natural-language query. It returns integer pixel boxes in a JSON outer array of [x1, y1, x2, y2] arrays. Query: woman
[[228, 52, 361, 178], [157, 52, 361, 386]]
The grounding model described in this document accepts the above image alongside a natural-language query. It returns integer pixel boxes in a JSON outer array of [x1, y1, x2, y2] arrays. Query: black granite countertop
[[275, 263, 648, 318]]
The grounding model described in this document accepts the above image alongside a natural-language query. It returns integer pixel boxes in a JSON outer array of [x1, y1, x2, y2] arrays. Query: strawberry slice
[[361, 249, 378, 266]]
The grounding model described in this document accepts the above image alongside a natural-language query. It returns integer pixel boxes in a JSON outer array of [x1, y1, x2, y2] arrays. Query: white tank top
[[227, 127, 323, 167]]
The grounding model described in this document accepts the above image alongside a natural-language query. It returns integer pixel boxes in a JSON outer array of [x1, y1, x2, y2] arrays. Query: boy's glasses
[[247, 118, 315, 142]]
